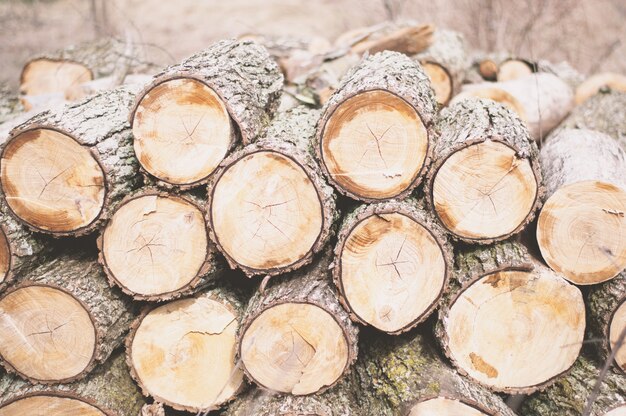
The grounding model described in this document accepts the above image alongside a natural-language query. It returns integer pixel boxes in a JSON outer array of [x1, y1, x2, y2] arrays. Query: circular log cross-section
[[408, 397, 490, 416], [100, 193, 210, 300], [0, 394, 108, 416], [127, 291, 243, 412], [335, 202, 450, 334], [610, 299, 626, 372], [1, 128, 105, 233], [20, 59, 93, 96], [320, 90, 428, 200], [132, 78, 233, 187], [432, 140, 537, 241], [497, 59, 534, 82], [442, 267, 584, 392], [240, 302, 349, 395], [0, 285, 96, 382], [421, 62, 452, 106], [210, 150, 324, 276]]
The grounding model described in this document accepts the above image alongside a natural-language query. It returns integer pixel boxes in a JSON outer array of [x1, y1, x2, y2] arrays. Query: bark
[[315, 51, 437, 202], [0, 350, 146, 416], [3, 86, 141, 236], [557, 89, 626, 150], [0, 85, 23, 124], [521, 355, 626, 416], [588, 271, 626, 373], [0, 251, 136, 383], [536, 59, 585, 90], [427, 98, 543, 243], [207, 106, 337, 277], [238, 251, 359, 393], [332, 198, 453, 334], [132, 39, 283, 147], [541, 129, 626, 200]]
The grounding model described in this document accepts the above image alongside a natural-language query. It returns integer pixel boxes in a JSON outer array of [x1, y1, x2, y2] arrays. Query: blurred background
[[1, 0, 625, 88]]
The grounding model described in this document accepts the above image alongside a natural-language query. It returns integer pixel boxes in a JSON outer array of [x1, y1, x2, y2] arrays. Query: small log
[[521, 355, 626, 416], [98, 189, 222, 301], [575, 72, 626, 105], [413, 29, 468, 106], [438, 241, 585, 393], [0, 350, 145, 416], [126, 287, 245, 412], [497, 58, 535, 81], [208, 107, 336, 277], [333, 199, 452, 334], [316, 51, 437, 202], [0, 251, 135, 383], [427, 98, 542, 243], [349, 24, 434, 56], [238, 252, 359, 395], [537, 129, 626, 284], [130, 39, 283, 188], [588, 271, 626, 374], [1, 86, 140, 236]]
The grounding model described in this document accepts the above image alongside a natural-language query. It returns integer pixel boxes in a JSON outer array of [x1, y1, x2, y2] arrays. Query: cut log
[[98, 189, 222, 301], [427, 98, 542, 243], [238, 252, 359, 395], [438, 241, 585, 393], [316, 51, 437, 202], [588, 271, 626, 374], [0, 86, 140, 236], [20, 37, 160, 96], [521, 355, 626, 416], [497, 58, 535, 81], [130, 39, 283, 188], [413, 30, 468, 106], [537, 129, 626, 284], [452, 72, 575, 139], [349, 24, 434, 56], [0, 350, 145, 416], [536, 59, 585, 89], [478, 59, 498, 81], [333, 199, 452, 334], [558, 89, 626, 150], [0, 251, 135, 383], [208, 107, 336, 277], [575, 72, 626, 105], [126, 287, 245, 412]]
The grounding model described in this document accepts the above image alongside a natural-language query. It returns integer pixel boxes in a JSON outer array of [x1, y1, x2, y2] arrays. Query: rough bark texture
[[132, 39, 283, 148], [521, 355, 626, 416], [97, 187, 226, 301], [588, 271, 626, 373], [557, 89, 626, 150], [0, 251, 136, 383], [541, 128, 626, 200], [333, 198, 453, 334], [3, 86, 141, 236], [238, 251, 359, 392], [0, 350, 146, 416], [413, 29, 468, 100], [207, 106, 337, 277], [315, 51, 437, 202], [0, 85, 23, 125], [427, 98, 543, 243]]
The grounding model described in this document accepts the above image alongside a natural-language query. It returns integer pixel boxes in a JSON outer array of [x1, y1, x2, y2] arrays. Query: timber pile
[[0, 24, 624, 416]]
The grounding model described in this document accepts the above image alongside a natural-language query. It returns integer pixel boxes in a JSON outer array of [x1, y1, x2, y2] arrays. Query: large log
[[0, 86, 140, 237], [98, 188, 223, 301], [588, 271, 626, 374], [333, 199, 452, 334], [537, 129, 626, 284], [238, 252, 359, 396], [427, 98, 542, 243], [452, 72, 575, 139], [315, 51, 436, 202], [0, 350, 145, 416], [130, 39, 283, 189], [0, 251, 135, 384], [126, 287, 245, 412], [208, 107, 336, 277], [521, 355, 626, 416], [438, 241, 585, 393]]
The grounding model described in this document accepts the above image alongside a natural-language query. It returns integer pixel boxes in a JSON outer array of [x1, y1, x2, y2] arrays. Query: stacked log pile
[[0, 26, 625, 416]]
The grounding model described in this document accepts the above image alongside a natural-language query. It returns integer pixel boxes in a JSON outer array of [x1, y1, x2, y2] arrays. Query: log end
[[20, 58, 93, 96]]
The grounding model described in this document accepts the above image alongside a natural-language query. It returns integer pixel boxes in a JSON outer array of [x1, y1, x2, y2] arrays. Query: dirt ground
[[0, 0, 625, 88]]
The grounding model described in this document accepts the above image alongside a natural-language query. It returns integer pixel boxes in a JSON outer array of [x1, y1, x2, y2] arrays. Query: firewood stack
[[0, 24, 625, 416]]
